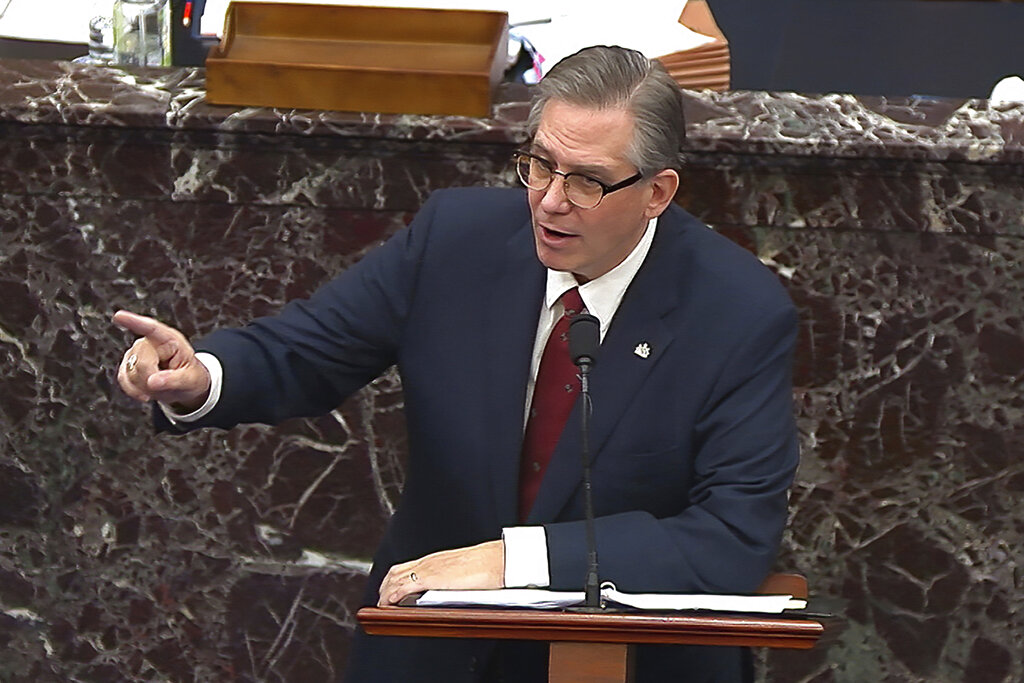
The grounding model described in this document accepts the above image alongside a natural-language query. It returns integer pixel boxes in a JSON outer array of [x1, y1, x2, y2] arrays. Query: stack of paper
[[406, 582, 807, 614]]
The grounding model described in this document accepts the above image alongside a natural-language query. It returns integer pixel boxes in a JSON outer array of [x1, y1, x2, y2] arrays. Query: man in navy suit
[[115, 46, 798, 682]]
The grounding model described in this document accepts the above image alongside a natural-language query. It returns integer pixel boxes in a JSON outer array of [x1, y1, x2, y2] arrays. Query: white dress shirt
[[502, 216, 657, 587]]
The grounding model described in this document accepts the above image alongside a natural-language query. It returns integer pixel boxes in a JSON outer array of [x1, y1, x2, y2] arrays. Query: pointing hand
[[113, 310, 211, 412]]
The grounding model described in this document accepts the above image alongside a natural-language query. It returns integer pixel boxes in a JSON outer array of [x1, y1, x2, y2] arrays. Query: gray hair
[[526, 45, 686, 175]]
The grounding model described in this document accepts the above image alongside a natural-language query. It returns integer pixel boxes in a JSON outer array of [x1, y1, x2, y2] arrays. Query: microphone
[[569, 314, 599, 369], [568, 313, 602, 610]]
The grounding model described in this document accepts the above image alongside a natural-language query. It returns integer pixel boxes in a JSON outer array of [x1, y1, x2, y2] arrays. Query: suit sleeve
[[155, 192, 443, 431], [544, 300, 799, 594]]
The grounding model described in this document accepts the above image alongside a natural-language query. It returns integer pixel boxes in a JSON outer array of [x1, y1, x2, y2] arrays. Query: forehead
[[532, 100, 635, 171]]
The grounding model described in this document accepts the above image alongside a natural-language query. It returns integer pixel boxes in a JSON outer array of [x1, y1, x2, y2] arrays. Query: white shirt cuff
[[158, 352, 223, 424], [502, 526, 550, 588]]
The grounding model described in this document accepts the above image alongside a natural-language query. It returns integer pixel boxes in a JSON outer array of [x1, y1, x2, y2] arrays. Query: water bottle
[[113, 0, 171, 66], [88, 15, 115, 63], [72, 1, 115, 65]]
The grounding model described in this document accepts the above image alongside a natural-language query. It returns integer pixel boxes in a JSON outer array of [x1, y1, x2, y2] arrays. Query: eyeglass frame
[[512, 151, 645, 209]]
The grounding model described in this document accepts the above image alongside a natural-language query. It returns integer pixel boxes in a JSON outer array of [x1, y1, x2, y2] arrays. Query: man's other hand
[[377, 540, 504, 607], [113, 310, 211, 412]]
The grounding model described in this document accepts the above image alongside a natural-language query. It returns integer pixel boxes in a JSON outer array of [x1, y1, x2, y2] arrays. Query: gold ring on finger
[[126, 354, 138, 373], [410, 572, 418, 582]]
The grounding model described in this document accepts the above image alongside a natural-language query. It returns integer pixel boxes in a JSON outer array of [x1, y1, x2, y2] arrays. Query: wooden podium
[[358, 575, 827, 683]]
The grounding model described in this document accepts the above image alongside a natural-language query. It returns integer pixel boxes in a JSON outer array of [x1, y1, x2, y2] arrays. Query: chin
[[535, 247, 571, 273]]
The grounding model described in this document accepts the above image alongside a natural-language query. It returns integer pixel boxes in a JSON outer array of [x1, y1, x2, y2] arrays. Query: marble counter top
[[4, 59, 1024, 164]]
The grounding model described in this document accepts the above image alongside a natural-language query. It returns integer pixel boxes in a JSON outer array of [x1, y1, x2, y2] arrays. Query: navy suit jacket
[[172, 187, 799, 682]]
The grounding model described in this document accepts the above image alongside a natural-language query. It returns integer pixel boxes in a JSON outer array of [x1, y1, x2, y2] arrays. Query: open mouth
[[542, 225, 576, 239]]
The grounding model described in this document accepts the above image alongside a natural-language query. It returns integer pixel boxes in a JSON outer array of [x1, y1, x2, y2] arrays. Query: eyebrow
[[528, 141, 615, 181]]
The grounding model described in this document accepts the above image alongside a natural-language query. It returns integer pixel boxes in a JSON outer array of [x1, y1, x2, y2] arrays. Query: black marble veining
[[1, 59, 1022, 682]]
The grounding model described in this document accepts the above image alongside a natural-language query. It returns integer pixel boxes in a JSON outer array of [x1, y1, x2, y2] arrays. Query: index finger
[[112, 310, 179, 344]]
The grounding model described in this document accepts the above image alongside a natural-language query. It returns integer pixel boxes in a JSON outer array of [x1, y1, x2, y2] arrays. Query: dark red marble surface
[[1, 59, 1022, 682]]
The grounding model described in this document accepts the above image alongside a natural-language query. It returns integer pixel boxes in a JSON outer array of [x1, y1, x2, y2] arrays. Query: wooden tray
[[205, 2, 508, 117]]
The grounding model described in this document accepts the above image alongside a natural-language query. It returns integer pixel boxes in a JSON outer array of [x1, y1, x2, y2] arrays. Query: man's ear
[[644, 168, 681, 219]]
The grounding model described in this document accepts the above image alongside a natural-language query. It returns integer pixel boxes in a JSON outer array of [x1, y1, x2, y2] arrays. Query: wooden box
[[205, 2, 509, 117]]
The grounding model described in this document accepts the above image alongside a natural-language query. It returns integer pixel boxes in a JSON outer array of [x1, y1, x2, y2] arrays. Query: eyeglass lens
[[516, 156, 603, 209]]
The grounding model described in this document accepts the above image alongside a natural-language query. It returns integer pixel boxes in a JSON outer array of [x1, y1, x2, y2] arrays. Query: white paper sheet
[[409, 582, 808, 614], [0, 0, 102, 43]]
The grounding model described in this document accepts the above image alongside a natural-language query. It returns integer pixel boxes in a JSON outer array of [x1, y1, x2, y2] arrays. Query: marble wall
[[1, 60, 1022, 682]]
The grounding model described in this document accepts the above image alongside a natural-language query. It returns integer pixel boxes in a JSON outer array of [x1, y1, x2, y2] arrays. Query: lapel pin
[[634, 342, 651, 359]]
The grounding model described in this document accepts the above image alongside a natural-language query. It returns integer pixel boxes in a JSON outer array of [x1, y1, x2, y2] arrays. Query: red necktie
[[518, 287, 585, 521]]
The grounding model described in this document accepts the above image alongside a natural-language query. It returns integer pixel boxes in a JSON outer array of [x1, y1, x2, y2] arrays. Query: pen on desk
[[510, 18, 552, 28]]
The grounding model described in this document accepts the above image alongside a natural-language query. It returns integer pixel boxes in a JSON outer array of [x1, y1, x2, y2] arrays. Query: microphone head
[[569, 313, 600, 366]]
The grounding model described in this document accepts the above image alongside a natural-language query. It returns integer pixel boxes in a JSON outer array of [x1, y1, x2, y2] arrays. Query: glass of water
[[113, 0, 171, 66]]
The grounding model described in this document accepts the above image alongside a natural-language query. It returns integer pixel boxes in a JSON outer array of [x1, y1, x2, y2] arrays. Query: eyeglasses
[[513, 152, 644, 210]]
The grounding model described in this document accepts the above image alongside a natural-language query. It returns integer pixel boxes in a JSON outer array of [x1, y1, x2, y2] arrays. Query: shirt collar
[[544, 216, 658, 337]]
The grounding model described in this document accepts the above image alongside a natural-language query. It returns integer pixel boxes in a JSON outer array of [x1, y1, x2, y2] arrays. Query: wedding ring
[[410, 572, 418, 582], [126, 354, 138, 373]]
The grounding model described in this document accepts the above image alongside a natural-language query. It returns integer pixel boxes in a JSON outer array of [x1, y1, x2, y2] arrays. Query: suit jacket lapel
[[525, 221, 682, 524], [485, 221, 545, 528]]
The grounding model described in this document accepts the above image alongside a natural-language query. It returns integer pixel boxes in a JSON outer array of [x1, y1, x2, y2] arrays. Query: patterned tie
[[518, 287, 585, 521]]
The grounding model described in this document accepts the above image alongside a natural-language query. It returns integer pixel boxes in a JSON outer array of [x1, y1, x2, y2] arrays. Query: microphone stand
[[567, 313, 603, 612], [577, 356, 602, 610]]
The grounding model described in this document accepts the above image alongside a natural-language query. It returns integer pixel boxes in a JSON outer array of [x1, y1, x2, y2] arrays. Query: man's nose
[[539, 175, 573, 213]]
